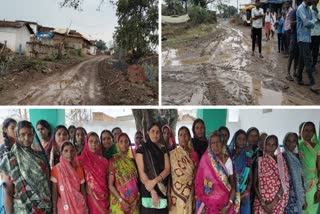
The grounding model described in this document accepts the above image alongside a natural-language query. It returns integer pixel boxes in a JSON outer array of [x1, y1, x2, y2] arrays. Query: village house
[[0, 20, 97, 56], [0, 20, 35, 54]]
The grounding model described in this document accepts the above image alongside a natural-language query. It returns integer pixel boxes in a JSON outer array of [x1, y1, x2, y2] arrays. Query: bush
[[188, 6, 216, 26]]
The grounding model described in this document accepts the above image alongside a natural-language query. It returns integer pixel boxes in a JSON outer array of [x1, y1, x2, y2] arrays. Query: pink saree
[[195, 149, 240, 214], [54, 155, 87, 213], [79, 133, 109, 214]]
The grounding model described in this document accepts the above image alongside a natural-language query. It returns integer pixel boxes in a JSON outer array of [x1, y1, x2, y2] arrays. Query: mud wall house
[[89, 40, 97, 55], [0, 20, 35, 54], [53, 30, 92, 55]]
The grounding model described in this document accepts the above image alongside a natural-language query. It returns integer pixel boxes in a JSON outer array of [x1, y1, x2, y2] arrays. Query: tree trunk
[[132, 109, 179, 138]]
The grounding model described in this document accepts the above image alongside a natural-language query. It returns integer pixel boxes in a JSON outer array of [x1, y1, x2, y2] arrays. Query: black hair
[[51, 125, 69, 144], [112, 127, 122, 133], [17, 120, 33, 133], [2, 118, 17, 138], [36, 119, 51, 138], [68, 125, 76, 133], [192, 118, 206, 137], [265, 135, 279, 147], [61, 141, 74, 152], [247, 127, 260, 137], [118, 133, 131, 144], [100, 130, 114, 143], [218, 126, 230, 137], [178, 126, 191, 139], [283, 132, 299, 145], [234, 129, 247, 147], [87, 132, 100, 143]]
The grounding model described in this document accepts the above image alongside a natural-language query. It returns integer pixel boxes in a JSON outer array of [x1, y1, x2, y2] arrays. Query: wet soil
[[162, 20, 320, 105], [0, 56, 157, 105]]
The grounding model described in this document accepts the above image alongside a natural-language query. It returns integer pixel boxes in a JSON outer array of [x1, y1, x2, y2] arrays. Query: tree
[[66, 109, 92, 126], [132, 109, 178, 139], [96, 39, 107, 51], [217, 3, 237, 17]]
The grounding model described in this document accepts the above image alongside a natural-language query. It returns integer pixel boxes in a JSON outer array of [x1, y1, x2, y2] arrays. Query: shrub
[[188, 6, 216, 26]]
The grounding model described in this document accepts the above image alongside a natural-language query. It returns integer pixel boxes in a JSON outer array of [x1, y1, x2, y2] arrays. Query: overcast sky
[[0, 0, 118, 44]]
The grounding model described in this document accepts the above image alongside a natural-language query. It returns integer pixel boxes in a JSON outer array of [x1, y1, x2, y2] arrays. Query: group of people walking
[[251, 0, 319, 92], [0, 117, 319, 214]]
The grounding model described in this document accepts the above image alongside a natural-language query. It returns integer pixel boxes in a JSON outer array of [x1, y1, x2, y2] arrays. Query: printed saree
[[298, 127, 320, 214], [169, 146, 197, 214], [229, 131, 252, 214], [0, 142, 51, 214], [283, 133, 306, 214], [79, 133, 109, 214], [52, 148, 87, 214], [253, 154, 289, 213], [195, 147, 240, 214], [109, 154, 139, 214]]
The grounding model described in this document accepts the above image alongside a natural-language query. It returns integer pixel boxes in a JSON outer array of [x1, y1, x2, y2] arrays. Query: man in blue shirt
[[296, 0, 316, 87]]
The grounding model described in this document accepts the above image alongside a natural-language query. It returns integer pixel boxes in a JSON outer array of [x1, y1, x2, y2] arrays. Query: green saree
[[0, 142, 51, 214], [299, 129, 320, 214]]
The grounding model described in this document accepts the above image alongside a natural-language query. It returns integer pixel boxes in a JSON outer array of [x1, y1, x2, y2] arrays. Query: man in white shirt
[[251, 0, 264, 58]]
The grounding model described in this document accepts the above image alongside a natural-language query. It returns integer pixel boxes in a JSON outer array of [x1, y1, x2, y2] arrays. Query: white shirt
[[265, 13, 272, 23], [252, 7, 264, 28]]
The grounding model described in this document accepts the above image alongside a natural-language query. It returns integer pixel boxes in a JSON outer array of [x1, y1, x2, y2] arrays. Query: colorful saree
[[109, 154, 139, 214], [79, 134, 109, 214], [0, 141, 51, 213], [195, 147, 240, 214], [298, 123, 320, 214], [253, 153, 289, 213], [51, 142, 87, 214], [169, 146, 197, 214], [229, 130, 252, 214], [283, 133, 306, 214]]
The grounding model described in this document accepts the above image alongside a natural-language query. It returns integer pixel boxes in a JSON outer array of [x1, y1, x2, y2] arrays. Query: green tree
[[96, 39, 107, 51], [217, 3, 237, 18]]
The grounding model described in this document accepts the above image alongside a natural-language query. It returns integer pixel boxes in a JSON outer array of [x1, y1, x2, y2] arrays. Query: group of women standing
[[0, 117, 319, 214]]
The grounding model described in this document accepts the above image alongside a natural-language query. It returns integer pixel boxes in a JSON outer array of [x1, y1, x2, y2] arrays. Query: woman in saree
[[49, 125, 69, 168], [298, 121, 320, 214], [0, 120, 52, 213], [162, 125, 176, 152], [51, 141, 87, 214], [219, 126, 230, 146], [195, 130, 240, 214], [228, 129, 252, 214], [68, 125, 76, 142], [253, 135, 289, 213], [101, 130, 118, 160], [79, 132, 109, 214], [35, 120, 51, 156], [169, 126, 198, 214], [133, 131, 144, 156], [136, 122, 170, 214], [109, 133, 139, 214], [0, 118, 17, 160], [246, 127, 260, 156], [192, 119, 208, 160], [283, 132, 307, 214], [74, 127, 87, 155]]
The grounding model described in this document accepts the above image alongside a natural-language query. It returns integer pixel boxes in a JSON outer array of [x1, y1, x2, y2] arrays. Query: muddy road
[[162, 20, 320, 105], [0, 56, 157, 105]]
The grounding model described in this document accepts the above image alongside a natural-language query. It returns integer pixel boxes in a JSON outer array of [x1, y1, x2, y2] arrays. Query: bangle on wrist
[[118, 197, 123, 203], [229, 199, 233, 205]]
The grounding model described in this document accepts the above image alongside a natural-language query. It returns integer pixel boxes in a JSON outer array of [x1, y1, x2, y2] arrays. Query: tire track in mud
[[2, 56, 108, 105]]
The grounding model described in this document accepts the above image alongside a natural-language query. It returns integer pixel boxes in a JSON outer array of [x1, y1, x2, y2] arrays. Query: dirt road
[[0, 56, 157, 105], [162, 20, 320, 105]]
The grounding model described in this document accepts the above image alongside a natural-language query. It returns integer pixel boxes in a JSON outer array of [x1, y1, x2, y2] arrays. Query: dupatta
[[78, 133, 109, 212], [195, 146, 240, 214], [55, 141, 86, 213]]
